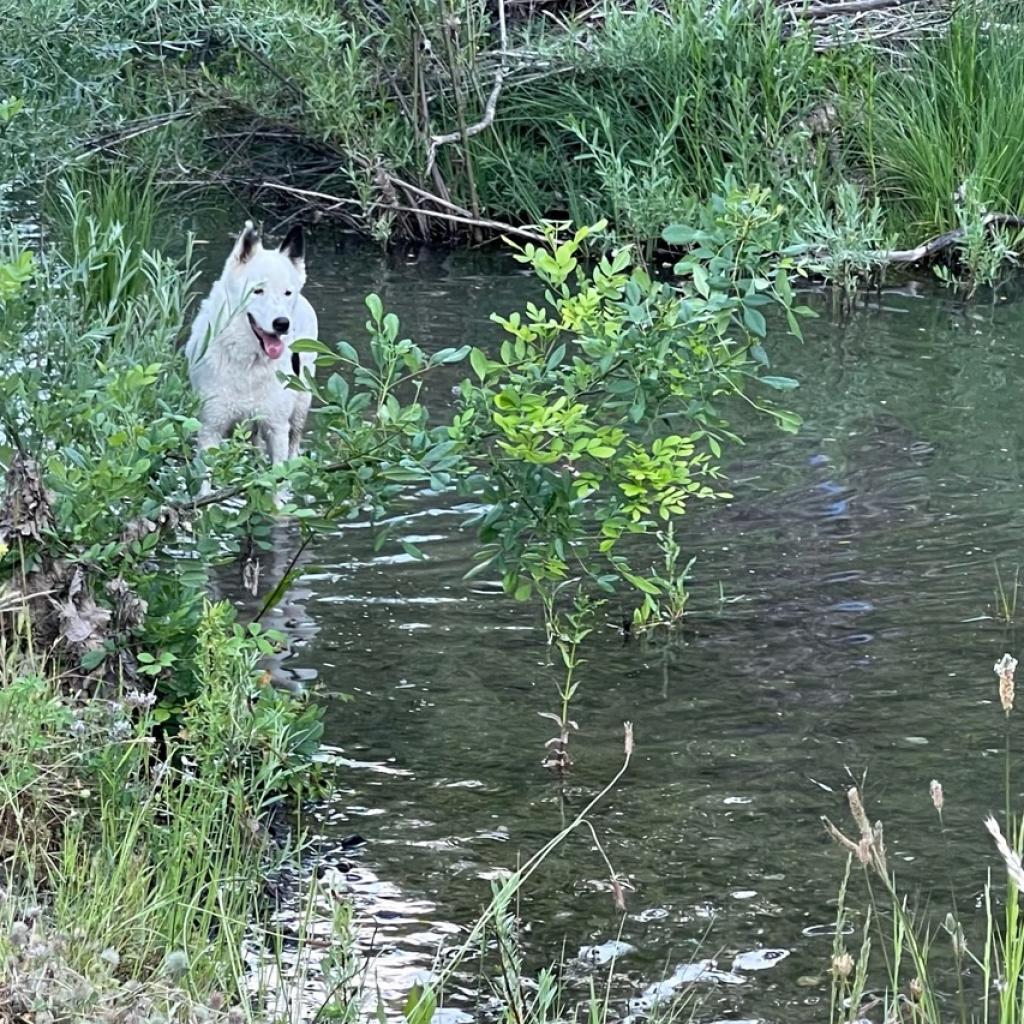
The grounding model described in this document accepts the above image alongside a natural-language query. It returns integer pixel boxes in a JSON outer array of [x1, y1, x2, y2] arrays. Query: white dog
[[185, 221, 317, 470]]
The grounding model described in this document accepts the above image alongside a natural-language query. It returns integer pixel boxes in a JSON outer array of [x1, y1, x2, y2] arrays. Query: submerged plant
[[539, 593, 597, 773]]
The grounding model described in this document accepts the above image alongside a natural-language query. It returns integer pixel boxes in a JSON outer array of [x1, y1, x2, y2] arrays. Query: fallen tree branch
[[875, 212, 1024, 264], [255, 179, 548, 244], [792, 0, 903, 17], [426, 69, 506, 177]]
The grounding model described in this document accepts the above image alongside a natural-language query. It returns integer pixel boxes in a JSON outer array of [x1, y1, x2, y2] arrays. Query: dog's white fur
[[186, 221, 317, 468]]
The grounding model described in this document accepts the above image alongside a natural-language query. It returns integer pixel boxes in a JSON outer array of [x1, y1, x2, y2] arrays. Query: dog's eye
[[253, 288, 264, 295], [284, 290, 293, 296]]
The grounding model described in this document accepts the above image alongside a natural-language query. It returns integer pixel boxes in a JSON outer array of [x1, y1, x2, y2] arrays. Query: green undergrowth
[[4, 0, 1024, 292], [0, 602, 320, 1021]]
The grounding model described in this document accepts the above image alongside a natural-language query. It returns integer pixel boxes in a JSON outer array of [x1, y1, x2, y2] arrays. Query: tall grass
[[826, 653, 1024, 1023], [473, 0, 834, 244], [0, 603, 317, 1019], [859, 6, 1024, 241]]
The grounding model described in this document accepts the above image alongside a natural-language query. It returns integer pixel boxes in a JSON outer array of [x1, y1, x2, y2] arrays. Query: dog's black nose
[[272, 317, 290, 335]]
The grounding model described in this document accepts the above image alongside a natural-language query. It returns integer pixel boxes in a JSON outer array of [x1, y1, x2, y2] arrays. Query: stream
[[195, 221, 1024, 1022]]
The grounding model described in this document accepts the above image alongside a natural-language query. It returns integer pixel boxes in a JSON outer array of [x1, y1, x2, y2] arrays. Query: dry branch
[[255, 179, 547, 244], [876, 213, 1024, 264], [426, 69, 506, 177]]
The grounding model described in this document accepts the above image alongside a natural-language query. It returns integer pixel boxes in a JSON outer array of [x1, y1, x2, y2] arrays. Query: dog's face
[[222, 221, 306, 361]]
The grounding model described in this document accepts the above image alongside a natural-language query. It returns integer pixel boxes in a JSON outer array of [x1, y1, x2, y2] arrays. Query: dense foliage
[[0, 176, 806, 714], [3, 0, 1024, 288]]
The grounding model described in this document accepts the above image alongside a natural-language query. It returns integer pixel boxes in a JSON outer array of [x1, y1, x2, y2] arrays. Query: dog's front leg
[[196, 426, 222, 498], [265, 425, 292, 507]]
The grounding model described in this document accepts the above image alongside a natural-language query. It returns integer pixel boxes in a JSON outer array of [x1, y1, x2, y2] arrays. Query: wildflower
[[847, 787, 872, 841], [823, 792, 888, 879], [208, 993, 226, 1011], [227, 1008, 245, 1024], [110, 717, 132, 741], [930, 779, 944, 814], [68, 978, 93, 1005], [910, 977, 923, 1002], [163, 949, 189, 978], [995, 653, 1017, 715], [99, 946, 120, 968], [69, 718, 86, 740], [122, 689, 157, 710], [944, 913, 968, 956], [831, 951, 854, 980], [985, 815, 1024, 888]]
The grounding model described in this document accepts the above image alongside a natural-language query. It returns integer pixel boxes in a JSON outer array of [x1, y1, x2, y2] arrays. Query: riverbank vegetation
[[0, 156, 806, 1013], [6, 0, 1024, 291], [6, 1, 1024, 1020]]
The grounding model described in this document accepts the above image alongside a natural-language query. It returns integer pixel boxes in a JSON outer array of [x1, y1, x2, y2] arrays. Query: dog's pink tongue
[[263, 336, 285, 360]]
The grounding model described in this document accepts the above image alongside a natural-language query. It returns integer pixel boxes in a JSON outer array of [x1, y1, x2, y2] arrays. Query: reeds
[[858, 5, 1024, 247], [825, 650, 1024, 1023]]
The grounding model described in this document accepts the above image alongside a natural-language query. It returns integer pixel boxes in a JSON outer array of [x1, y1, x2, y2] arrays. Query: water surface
[[197, 223, 1024, 1021]]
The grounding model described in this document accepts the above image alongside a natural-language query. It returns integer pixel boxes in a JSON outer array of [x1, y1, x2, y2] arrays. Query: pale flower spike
[[994, 654, 1017, 715], [985, 815, 1024, 890]]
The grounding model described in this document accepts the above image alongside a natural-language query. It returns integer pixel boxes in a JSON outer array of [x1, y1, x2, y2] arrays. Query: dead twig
[[792, 0, 903, 17], [255, 179, 547, 244], [426, 68, 506, 178]]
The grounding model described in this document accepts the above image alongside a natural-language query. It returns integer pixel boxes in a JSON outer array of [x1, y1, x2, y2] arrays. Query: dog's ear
[[279, 224, 304, 264], [231, 221, 261, 264]]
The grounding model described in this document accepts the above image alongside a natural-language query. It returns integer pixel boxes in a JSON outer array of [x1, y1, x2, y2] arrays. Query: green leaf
[[336, 340, 360, 364], [470, 348, 489, 382], [545, 343, 567, 371], [759, 376, 799, 391], [662, 225, 706, 246], [774, 267, 793, 304], [365, 293, 383, 322], [400, 539, 426, 560], [742, 305, 767, 338], [80, 648, 106, 670], [404, 985, 437, 1024], [691, 264, 710, 299], [772, 409, 803, 434], [619, 569, 662, 596], [432, 345, 471, 364], [290, 339, 336, 357]]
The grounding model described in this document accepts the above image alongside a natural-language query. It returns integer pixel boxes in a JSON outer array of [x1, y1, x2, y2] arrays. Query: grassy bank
[[0, 605, 323, 1021], [5, 0, 1024, 289]]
